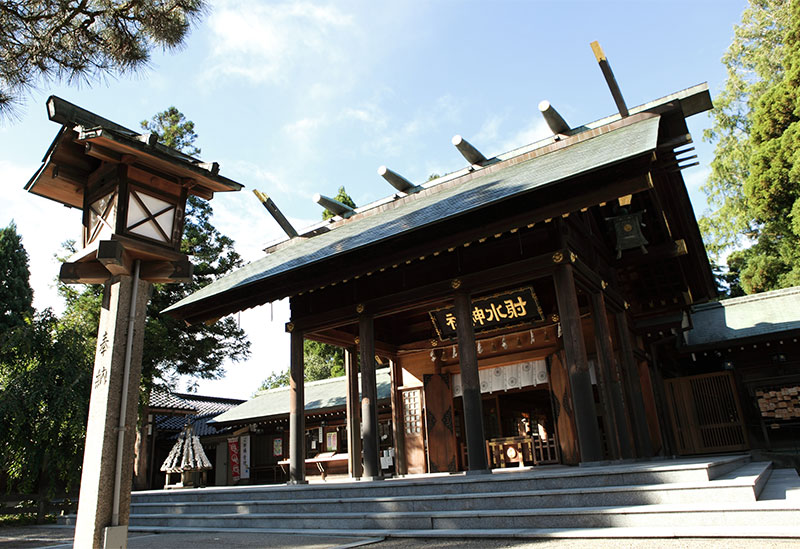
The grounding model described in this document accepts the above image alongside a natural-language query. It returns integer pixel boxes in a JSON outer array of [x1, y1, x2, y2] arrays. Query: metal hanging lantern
[[607, 208, 648, 258]]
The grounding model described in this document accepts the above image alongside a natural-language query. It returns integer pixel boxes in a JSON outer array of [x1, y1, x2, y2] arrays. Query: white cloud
[[203, 1, 355, 84], [499, 117, 552, 153]]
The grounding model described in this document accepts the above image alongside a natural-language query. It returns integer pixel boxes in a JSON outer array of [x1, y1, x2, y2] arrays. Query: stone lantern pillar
[[25, 96, 243, 548]]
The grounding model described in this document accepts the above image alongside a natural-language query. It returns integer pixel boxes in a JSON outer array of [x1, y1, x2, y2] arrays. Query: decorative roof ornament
[[160, 423, 212, 474]]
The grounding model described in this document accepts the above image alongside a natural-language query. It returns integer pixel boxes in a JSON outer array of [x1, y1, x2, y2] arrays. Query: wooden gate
[[548, 352, 580, 464], [423, 374, 458, 473], [401, 387, 426, 474], [664, 371, 748, 455]]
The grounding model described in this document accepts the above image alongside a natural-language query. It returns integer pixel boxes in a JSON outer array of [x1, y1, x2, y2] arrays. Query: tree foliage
[[0, 0, 206, 118], [700, 0, 796, 294], [258, 340, 345, 391], [0, 222, 34, 332], [138, 108, 250, 390], [321, 186, 357, 220], [0, 310, 92, 499]]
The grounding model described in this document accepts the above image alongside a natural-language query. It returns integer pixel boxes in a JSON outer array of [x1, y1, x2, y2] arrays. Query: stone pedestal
[[73, 275, 151, 549]]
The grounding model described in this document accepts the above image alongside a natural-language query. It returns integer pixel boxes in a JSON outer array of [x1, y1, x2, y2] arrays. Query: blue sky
[[0, 0, 749, 398]]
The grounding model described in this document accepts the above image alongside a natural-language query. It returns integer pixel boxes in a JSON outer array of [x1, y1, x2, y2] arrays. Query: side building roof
[[212, 369, 392, 427], [684, 286, 800, 348]]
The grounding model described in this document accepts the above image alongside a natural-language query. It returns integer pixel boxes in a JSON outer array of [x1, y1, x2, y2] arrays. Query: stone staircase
[[125, 454, 800, 539]]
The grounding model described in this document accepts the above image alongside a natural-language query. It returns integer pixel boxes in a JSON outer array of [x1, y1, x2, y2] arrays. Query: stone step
[[131, 462, 771, 515], [128, 501, 800, 531], [127, 524, 800, 539], [131, 455, 750, 505]]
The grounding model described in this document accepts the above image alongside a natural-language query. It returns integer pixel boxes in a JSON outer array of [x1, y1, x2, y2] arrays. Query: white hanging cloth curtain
[[452, 359, 548, 397]]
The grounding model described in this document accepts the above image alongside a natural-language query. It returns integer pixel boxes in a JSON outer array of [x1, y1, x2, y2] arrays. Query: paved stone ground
[[2, 528, 799, 549]]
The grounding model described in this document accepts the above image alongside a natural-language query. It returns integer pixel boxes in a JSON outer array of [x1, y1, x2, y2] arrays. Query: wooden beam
[[452, 135, 487, 165], [97, 240, 132, 277], [553, 263, 604, 462], [378, 166, 418, 194], [454, 290, 489, 473], [139, 259, 193, 283], [591, 41, 629, 117], [344, 347, 362, 479], [288, 328, 307, 484], [359, 313, 380, 479], [538, 100, 571, 135], [59, 261, 111, 284]]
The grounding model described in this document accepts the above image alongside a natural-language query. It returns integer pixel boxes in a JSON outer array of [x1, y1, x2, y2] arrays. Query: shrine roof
[[684, 286, 800, 348], [211, 369, 391, 426], [166, 107, 669, 322], [148, 389, 244, 417]]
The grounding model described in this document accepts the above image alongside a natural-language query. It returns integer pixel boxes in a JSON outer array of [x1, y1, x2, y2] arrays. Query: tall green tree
[[0, 1, 206, 118], [0, 310, 92, 514], [0, 222, 34, 333], [321, 186, 357, 220], [700, 0, 794, 294]]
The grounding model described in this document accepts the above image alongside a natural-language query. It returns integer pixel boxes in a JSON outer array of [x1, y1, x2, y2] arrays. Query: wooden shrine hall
[[165, 77, 716, 481]]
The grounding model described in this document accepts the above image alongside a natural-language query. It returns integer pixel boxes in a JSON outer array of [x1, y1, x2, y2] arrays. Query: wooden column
[[590, 291, 633, 460], [288, 327, 307, 484], [553, 263, 603, 463], [615, 311, 654, 458], [344, 347, 362, 479], [389, 358, 406, 476], [359, 312, 380, 479], [453, 288, 489, 473]]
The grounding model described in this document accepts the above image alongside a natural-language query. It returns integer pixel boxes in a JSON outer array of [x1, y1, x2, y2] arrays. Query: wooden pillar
[[389, 358, 406, 476], [615, 311, 654, 458], [344, 347, 362, 479], [590, 291, 634, 460], [288, 327, 307, 484], [133, 408, 151, 490], [359, 312, 380, 479], [553, 263, 604, 463], [73, 274, 151, 549], [453, 288, 489, 473]]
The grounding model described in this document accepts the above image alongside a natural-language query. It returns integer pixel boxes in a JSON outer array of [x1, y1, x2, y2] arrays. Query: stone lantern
[[26, 95, 242, 284], [25, 96, 242, 549]]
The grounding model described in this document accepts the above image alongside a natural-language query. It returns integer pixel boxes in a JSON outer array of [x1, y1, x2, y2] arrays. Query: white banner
[[240, 435, 250, 479]]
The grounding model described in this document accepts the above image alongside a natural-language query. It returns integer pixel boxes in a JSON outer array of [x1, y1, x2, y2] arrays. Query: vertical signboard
[[240, 435, 251, 480], [228, 438, 241, 482]]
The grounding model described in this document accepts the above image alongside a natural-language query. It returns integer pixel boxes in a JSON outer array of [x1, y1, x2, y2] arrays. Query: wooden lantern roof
[[25, 96, 243, 209]]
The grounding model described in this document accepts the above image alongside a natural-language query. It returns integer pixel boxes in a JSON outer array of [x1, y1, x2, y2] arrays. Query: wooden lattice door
[[401, 388, 426, 474], [665, 371, 748, 455], [423, 374, 457, 473]]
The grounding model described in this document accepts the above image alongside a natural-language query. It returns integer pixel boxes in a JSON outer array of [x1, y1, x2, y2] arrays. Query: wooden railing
[[486, 434, 559, 468]]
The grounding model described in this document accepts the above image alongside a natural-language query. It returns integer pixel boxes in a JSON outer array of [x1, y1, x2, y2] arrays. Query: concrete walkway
[[3, 527, 800, 549]]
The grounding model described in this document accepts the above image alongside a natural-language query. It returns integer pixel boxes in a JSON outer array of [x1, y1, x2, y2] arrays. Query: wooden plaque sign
[[429, 286, 543, 341]]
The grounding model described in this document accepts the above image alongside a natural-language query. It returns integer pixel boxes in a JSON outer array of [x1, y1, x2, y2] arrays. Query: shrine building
[[165, 82, 720, 481]]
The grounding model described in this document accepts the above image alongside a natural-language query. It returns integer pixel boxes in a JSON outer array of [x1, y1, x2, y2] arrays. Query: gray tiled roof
[[684, 286, 800, 347], [165, 114, 661, 315], [212, 369, 392, 425]]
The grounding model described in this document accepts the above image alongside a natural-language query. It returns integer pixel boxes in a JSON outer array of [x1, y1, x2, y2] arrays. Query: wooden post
[[553, 263, 604, 463], [615, 311, 654, 458], [344, 347, 362, 479], [73, 275, 151, 549], [288, 327, 307, 484], [453, 289, 489, 473], [590, 291, 628, 460], [359, 313, 380, 479], [389, 358, 406, 476], [133, 407, 151, 490]]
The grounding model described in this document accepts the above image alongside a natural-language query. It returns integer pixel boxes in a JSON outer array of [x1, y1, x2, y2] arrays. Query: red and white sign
[[228, 438, 240, 482]]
